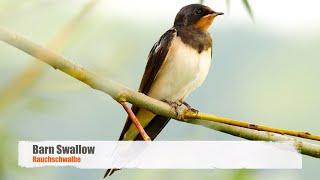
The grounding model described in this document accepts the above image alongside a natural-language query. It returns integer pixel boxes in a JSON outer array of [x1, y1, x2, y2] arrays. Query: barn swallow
[[104, 4, 223, 177]]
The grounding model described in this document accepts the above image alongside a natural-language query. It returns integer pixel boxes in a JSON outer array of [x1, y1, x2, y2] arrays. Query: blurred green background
[[0, 0, 319, 179]]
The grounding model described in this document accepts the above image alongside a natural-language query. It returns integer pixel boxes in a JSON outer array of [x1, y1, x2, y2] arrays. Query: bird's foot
[[180, 101, 199, 114], [162, 100, 198, 120], [162, 100, 184, 118]]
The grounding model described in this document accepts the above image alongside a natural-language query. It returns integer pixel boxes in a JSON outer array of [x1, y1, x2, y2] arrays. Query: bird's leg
[[180, 100, 199, 113], [119, 102, 151, 141], [166, 100, 183, 106]]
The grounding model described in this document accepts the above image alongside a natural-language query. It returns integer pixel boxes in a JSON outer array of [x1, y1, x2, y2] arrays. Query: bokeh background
[[0, 0, 319, 179]]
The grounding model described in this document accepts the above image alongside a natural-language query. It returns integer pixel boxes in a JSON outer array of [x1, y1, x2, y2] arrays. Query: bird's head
[[174, 4, 223, 31]]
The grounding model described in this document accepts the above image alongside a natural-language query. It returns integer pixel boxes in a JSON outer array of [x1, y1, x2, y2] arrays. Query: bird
[[104, 4, 223, 177]]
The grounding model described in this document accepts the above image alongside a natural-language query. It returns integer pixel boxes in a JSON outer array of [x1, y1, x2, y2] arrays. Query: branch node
[[304, 132, 311, 135], [248, 124, 258, 129], [116, 91, 129, 103], [180, 109, 199, 121]]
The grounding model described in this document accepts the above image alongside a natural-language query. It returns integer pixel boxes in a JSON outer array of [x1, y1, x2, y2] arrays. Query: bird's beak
[[215, 12, 224, 16], [212, 12, 224, 17], [205, 11, 224, 18]]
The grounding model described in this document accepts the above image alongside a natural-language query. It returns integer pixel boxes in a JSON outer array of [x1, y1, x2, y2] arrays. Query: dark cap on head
[[174, 4, 223, 31]]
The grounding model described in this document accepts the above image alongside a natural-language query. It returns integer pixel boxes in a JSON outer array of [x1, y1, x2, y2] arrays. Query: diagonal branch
[[0, 27, 319, 158]]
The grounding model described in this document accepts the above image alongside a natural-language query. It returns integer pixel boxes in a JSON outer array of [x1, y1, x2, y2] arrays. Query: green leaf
[[242, 0, 254, 21]]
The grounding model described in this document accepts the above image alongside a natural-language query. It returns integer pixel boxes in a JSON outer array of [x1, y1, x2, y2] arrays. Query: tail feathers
[[103, 168, 119, 178], [103, 115, 171, 178], [135, 115, 170, 140]]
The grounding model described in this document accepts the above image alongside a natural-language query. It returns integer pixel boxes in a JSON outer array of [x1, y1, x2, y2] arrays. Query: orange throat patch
[[195, 14, 215, 31]]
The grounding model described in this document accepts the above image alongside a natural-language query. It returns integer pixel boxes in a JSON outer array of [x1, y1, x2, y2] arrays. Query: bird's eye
[[195, 8, 203, 15]]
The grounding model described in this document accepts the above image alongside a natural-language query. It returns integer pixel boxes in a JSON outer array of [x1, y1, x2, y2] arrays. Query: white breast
[[148, 37, 211, 102]]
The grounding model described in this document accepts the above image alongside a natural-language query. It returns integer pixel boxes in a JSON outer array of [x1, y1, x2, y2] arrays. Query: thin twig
[[120, 102, 151, 141], [0, 27, 319, 158], [184, 111, 320, 141]]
